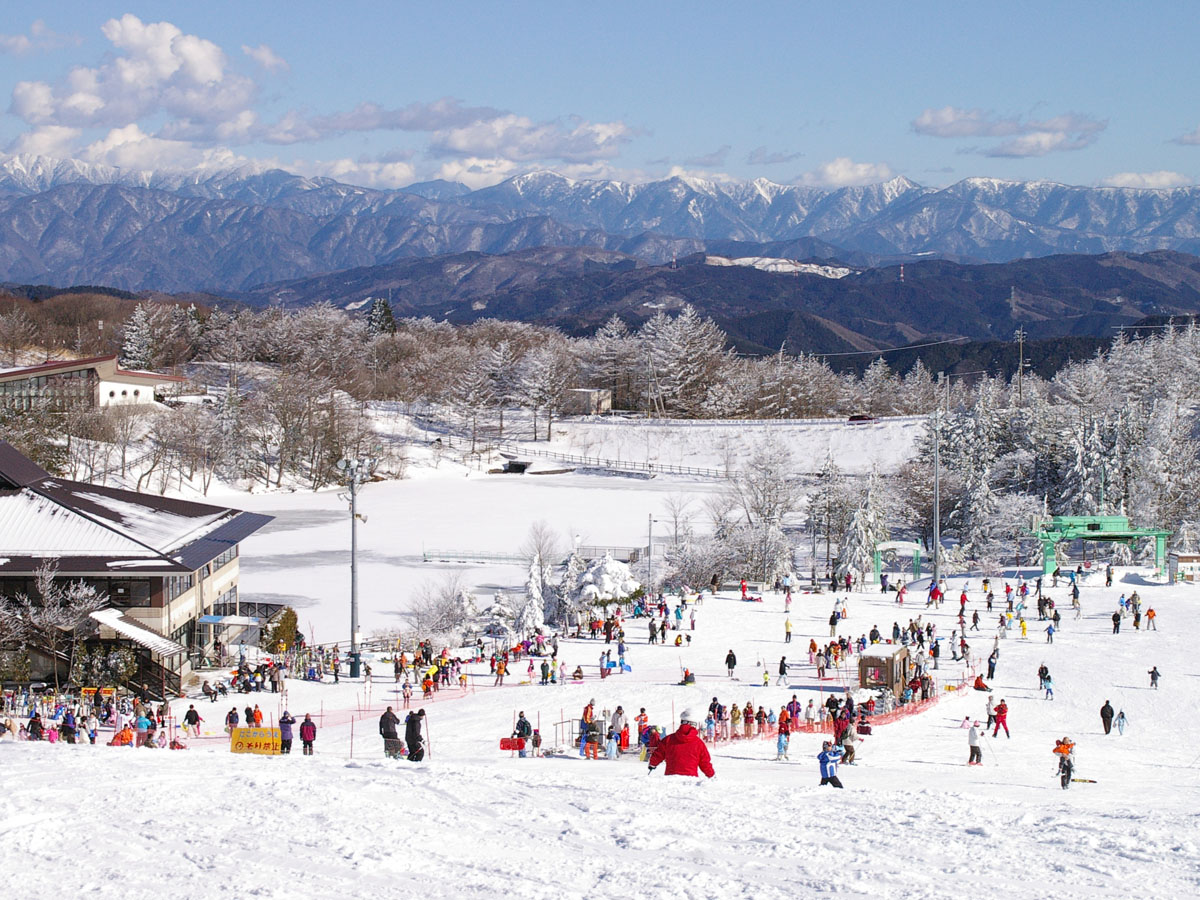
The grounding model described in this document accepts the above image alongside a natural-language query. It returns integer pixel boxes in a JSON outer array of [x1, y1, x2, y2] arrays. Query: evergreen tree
[[120, 303, 154, 369], [835, 478, 889, 587], [366, 296, 397, 336]]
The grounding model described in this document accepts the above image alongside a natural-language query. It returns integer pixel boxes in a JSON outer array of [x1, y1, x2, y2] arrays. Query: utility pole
[[647, 513, 654, 595], [1014, 322, 1027, 406], [932, 373, 944, 588], [337, 456, 376, 678]]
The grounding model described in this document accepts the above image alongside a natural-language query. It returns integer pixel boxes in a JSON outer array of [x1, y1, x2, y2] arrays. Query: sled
[[621, 663, 632, 673], [1070, 778, 1097, 783], [499, 737, 526, 751], [384, 738, 406, 759], [605, 661, 617, 669]]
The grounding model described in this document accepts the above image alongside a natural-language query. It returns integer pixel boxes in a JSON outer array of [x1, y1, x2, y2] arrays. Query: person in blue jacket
[[818, 740, 844, 788]]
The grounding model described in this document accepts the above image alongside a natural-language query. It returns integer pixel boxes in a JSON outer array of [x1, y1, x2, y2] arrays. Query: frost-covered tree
[[120, 303, 154, 369], [565, 555, 640, 612], [639, 305, 728, 417], [366, 296, 397, 336], [834, 475, 889, 587], [14, 561, 107, 690]]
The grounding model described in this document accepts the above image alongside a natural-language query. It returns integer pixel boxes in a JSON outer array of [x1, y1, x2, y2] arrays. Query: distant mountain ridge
[[240, 247, 1200, 358], [7, 153, 1200, 291]]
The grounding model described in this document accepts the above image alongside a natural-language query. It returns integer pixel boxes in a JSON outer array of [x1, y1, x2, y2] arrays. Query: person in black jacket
[[405, 709, 426, 761], [513, 711, 533, 758], [725, 650, 737, 678], [1100, 700, 1115, 735]]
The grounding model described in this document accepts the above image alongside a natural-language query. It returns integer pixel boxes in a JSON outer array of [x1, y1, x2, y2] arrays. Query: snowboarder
[[647, 709, 715, 778], [1100, 700, 1115, 735], [818, 740, 844, 788]]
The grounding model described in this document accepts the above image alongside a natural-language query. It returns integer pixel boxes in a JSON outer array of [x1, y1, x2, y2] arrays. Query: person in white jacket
[[968, 722, 982, 765]]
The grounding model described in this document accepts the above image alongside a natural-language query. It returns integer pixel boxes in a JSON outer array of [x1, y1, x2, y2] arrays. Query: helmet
[[822, 740, 831, 749], [679, 709, 697, 726]]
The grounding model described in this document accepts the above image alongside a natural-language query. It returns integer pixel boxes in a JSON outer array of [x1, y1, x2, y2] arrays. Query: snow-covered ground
[[2, 418, 1197, 899], [527, 415, 923, 474], [2, 566, 1197, 898]]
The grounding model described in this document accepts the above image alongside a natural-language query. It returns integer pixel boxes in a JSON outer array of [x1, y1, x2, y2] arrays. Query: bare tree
[[14, 561, 107, 690], [660, 492, 696, 545]]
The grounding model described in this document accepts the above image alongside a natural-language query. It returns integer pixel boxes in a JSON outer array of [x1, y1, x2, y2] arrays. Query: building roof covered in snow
[[0, 440, 271, 574]]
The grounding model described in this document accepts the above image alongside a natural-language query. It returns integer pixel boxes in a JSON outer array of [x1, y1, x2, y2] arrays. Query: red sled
[[500, 737, 526, 751]]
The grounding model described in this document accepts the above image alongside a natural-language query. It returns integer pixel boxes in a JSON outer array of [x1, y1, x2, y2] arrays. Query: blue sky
[[1, 2, 1198, 190]]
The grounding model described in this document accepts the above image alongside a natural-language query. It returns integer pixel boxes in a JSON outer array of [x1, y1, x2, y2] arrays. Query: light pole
[[337, 456, 375, 678], [647, 514, 662, 598]]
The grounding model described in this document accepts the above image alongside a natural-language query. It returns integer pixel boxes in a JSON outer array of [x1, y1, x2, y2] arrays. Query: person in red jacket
[[648, 710, 715, 778], [992, 699, 1010, 738]]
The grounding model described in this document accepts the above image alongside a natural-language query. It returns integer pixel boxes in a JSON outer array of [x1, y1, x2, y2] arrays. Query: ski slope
[[2, 565, 1197, 899]]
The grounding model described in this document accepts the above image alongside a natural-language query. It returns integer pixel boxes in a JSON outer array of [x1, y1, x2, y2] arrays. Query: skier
[[1045, 623, 1055, 644], [299, 714, 317, 756], [1100, 700, 1115, 735], [725, 649, 737, 678], [818, 740, 844, 788], [967, 721, 982, 765], [647, 709, 715, 778], [278, 710, 295, 754], [405, 708, 427, 761], [1148, 666, 1160, 689]]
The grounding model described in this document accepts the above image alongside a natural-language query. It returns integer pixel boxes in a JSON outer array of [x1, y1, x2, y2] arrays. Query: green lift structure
[[1031, 515, 1170, 577]]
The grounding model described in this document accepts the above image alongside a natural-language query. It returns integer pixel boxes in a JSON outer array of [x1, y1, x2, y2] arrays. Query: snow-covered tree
[[120, 303, 154, 369], [366, 296, 397, 336], [566, 555, 640, 611], [835, 475, 889, 587]]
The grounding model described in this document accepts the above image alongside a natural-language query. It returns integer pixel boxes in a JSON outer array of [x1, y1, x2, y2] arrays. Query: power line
[[812, 336, 970, 359]]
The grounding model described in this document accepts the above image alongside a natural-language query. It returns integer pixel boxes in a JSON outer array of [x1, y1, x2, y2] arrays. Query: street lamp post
[[337, 456, 375, 678]]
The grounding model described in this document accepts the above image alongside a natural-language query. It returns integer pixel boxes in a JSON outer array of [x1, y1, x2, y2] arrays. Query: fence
[[494, 443, 727, 479]]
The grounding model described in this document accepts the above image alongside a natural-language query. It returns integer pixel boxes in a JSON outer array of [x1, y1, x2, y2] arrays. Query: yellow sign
[[230, 727, 282, 755]]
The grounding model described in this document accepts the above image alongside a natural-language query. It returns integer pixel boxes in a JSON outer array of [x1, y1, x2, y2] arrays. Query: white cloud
[[7, 125, 82, 157], [242, 43, 288, 73], [797, 157, 893, 187], [433, 156, 521, 190], [11, 14, 256, 141], [300, 156, 416, 188], [0, 20, 81, 55], [428, 114, 635, 163], [913, 106, 1105, 157], [1099, 170, 1192, 189], [78, 124, 246, 171]]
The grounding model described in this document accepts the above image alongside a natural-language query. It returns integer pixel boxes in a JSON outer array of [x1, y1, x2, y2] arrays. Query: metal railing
[[494, 443, 727, 479]]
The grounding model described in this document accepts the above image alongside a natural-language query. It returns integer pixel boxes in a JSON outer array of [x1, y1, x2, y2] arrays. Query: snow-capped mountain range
[[5, 153, 1200, 292]]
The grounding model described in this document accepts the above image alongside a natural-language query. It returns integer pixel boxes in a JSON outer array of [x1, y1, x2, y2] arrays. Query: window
[[164, 574, 194, 603], [211, 545, 238, 571], [83, 577, 151, 608]]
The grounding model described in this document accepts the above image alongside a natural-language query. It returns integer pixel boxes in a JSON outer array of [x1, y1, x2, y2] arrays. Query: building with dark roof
[[0, 440, 272, 697], [0, 354, 186, 411]]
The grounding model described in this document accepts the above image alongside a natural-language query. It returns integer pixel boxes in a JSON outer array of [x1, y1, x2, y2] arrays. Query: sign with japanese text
[[230, 727, 281, 755]]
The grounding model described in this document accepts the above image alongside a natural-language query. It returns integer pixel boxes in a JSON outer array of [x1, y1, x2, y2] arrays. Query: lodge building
[[0, 354, 186, 411], [0, 441, 272, 698]]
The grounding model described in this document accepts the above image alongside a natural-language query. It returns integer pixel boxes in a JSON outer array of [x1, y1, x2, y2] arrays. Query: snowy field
[[2, 418, 1198, 899], [526, 414, 923, 474]]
